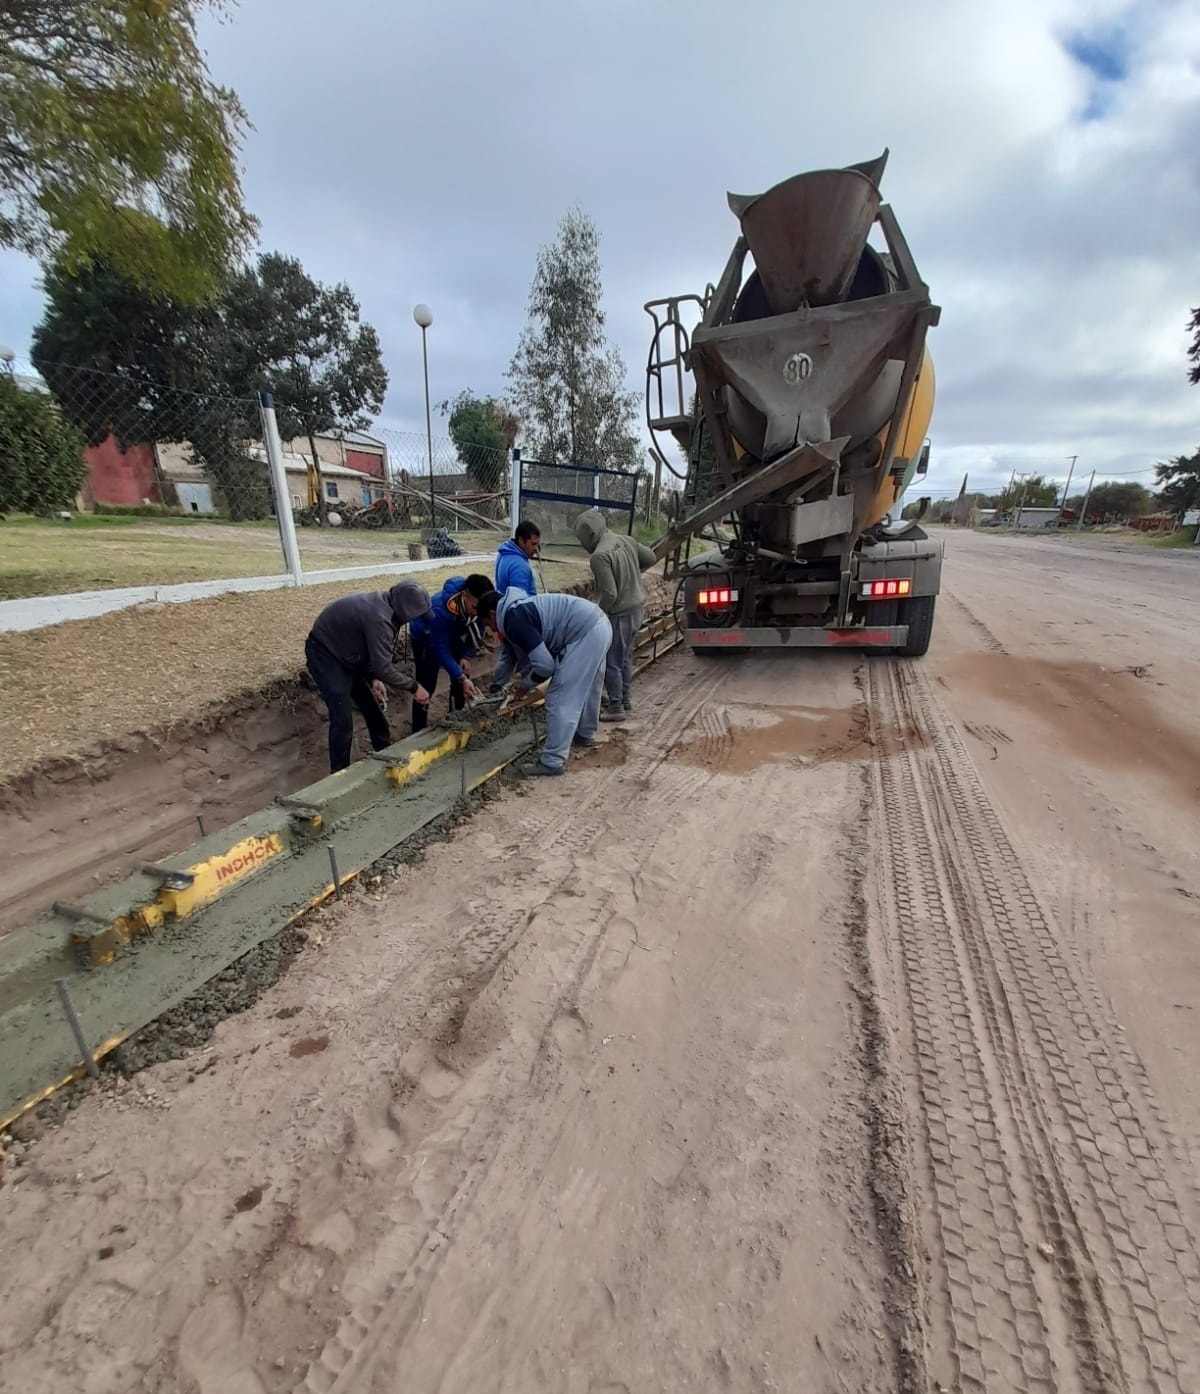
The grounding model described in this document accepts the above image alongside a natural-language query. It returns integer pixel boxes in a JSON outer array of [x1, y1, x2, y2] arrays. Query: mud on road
[[1, 530, 1198, 1393]]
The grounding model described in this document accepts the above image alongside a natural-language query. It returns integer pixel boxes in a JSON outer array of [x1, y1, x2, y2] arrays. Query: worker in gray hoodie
[[573, 508, 657, 722], [305, 580, 432, 772], [479, 587, 611, 776]]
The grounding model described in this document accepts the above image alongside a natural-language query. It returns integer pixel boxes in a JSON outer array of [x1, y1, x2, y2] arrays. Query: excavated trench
[[0, 674, 481, 937], [0, 576, 671, 938]]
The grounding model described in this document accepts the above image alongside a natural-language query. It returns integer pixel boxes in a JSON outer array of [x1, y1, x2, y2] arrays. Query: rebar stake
[[196, 814, 206, 838], [328, 845, 343, 900], [54, 978, 99, 1080]]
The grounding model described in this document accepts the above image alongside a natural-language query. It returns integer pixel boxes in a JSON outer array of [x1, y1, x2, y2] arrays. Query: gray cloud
[[2, 0, 1197, 497]]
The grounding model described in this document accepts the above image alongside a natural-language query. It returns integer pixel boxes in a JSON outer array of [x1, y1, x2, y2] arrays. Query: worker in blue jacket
[[490, 521, 541, 693], [409, 573, 493, 732], [495, 520, 541, 597]]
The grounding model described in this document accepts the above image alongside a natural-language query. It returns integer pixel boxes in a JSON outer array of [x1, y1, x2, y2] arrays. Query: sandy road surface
[[2, 530, 1198, 1393]]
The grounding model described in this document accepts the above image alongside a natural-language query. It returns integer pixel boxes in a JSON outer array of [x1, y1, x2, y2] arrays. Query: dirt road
[[2, 530, 1198, 1393]]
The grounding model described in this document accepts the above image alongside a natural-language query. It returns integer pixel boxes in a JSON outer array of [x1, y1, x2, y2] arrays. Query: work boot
[[622, 698, 633, 713], [600, 704, 626, 723], [573, 734, 598, 749], [519, 760, 563, 778]]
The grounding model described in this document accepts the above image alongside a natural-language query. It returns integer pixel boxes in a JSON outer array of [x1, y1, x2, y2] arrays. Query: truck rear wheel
[[896, 595, 936, 657]]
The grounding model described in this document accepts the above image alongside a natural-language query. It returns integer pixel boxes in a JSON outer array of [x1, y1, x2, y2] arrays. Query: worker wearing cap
[[408, 573, 493, 732], [573, 508, 656, 722], [479, 587, 611, 777], [305, 581, 431, 772]]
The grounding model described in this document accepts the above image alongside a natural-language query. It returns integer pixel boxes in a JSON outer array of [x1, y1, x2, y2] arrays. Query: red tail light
[[862, 578, 912, 599], [697, 587, 738, 607]]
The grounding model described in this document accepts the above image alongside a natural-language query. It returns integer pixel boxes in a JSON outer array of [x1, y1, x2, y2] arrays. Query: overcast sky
[[2, 0, 1198, 496]]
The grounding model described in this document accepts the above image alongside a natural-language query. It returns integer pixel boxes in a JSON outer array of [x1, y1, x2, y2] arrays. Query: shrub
[[0, 375, 87, 513]]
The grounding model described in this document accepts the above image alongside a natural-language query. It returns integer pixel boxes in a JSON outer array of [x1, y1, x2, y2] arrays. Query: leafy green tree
[[1187, 308, 1199, 386], [220, 254, 387, 523], [441, 391, 517, 491], [1154, 448, 1200, 514], [997, 474, 1059, 513], [31, 251, 388, 522], [508, 208, 639, 471], [31, 256, 270, 518], [1083, 481, 1151, 521], [0, 373, 87, 513], [0, 0, 255, 300]]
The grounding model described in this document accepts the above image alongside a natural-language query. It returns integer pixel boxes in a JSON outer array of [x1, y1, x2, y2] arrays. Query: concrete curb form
[[0, 717, 537, 1127], [0, 609, 681, 1126]]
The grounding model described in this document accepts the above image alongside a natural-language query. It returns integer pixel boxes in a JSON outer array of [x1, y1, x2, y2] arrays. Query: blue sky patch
[[1062, 22, 1133, 120], [1064, 29, 1130, 83]]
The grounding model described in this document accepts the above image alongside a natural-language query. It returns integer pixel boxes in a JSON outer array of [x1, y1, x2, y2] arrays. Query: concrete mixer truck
[[645, 150, 942, 656]]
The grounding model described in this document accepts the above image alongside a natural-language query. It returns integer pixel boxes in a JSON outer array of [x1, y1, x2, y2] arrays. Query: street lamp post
[[413, 304, 435, 533]]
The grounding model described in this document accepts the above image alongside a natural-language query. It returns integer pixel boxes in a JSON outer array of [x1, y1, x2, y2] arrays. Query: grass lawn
[[1148, 527, 1199, 549], [0, 518, 503, 601]]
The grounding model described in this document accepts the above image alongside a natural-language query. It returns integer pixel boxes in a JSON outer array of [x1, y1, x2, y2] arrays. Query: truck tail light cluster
[[697, 588, 738, 607], [862, 578, 912, 599]]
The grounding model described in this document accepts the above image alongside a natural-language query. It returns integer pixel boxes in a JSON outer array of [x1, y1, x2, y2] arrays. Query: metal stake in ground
[[328, 845, 343, 900], [53, 978, 99, 1080]]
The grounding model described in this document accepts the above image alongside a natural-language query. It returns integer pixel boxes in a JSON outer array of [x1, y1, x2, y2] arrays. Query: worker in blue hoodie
[[409, 573, 494, 732], [495, 519, 541, 596], [478, 587, 611, 777], [490, 521, 541, 694]]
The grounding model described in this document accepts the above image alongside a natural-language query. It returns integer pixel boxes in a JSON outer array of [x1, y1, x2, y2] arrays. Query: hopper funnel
[[727, 153, 887, 314]]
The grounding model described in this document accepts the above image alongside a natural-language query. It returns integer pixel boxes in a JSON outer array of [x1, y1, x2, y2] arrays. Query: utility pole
[[1075, 469, 1096, 531], [413, 304, 436, 531], [1016, 475, 1030, 528], [1060, 455, 1077, 514]]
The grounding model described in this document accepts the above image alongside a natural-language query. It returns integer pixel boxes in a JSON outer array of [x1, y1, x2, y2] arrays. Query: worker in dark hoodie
[[573, 508, 657, 722], [305, 580, 432, 772]]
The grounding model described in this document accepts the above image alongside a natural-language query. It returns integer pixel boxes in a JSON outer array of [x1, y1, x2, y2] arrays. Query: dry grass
[[0, 518, 505, 601], [0, 562, 591, 781]]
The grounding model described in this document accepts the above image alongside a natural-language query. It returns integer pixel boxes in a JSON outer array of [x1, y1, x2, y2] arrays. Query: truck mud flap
[[688, 625, 907, 648]]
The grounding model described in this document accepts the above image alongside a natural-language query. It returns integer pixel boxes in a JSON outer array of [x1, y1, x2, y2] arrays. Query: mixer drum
[[722, 244, 903, 462]]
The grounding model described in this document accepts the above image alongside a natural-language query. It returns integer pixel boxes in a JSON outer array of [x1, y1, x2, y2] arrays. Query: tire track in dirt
[[866, 659, 1200, 1393], [946, 591, 1008, 654], [295, 660, 739, 1394]]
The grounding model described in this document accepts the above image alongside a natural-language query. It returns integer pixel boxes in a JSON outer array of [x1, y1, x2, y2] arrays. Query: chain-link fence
[[0, 359, 517, 607], [291, 425, 511, 568], [1, 357, 289, 604], [515, 458, 640, 557]]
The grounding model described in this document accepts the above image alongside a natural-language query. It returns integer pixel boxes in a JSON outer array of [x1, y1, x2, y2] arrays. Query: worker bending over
[[490, 521, 541, 694], [573, 508, 656, 722], [409, 573, 493, 732], [305, 581, 431, 773], [480, 588, 611, 777]]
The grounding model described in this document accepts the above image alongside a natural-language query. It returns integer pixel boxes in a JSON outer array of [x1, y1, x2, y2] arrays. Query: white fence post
[[259, 392, 304, 585], [510, 449, 522, 532]]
